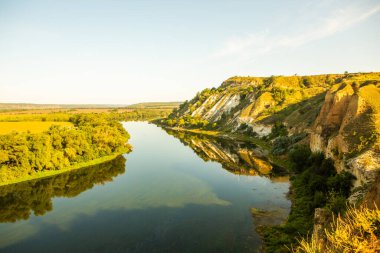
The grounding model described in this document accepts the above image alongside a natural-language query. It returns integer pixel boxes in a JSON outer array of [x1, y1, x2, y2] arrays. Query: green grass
[[0, 121, 73, 135]]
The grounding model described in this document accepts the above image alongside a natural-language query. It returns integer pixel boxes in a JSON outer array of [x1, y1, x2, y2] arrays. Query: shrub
[[270, 122, 288, 139], [289, 145, 311, 173]]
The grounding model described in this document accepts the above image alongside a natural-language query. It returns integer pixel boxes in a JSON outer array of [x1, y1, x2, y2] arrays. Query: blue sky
[[1, 0, 379, 104]]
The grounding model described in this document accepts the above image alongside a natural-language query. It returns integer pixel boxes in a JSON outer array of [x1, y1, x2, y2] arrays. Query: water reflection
[[0, 155, 126, 223], [0, 123, 290, 253], [164, 129, 286, 178]]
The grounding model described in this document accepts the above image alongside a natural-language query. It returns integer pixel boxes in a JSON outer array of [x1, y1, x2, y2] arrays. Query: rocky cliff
[[310, 77, 380, 198], [166, 74, 348, 136], [163, 72, 380, 198]]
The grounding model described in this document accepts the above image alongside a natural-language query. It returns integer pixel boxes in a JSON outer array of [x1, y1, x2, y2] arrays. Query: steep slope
[[165, 74, 358, 136], [310, 79, 380, 192]]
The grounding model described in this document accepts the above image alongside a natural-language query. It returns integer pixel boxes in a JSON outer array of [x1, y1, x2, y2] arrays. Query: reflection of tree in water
[[165, 129, 286, 177], [0, 155, 126, 223]]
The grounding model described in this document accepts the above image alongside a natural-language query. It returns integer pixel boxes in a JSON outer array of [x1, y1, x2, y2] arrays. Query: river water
[[0, 122, 290, 253]]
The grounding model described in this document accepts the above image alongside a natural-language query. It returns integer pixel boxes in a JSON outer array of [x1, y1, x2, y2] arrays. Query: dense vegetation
[[260, 145, 355, 253], [0, 114, 131, 184]]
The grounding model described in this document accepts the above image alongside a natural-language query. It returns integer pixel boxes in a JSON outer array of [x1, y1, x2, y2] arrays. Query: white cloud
[[215, 3, 380, 60]]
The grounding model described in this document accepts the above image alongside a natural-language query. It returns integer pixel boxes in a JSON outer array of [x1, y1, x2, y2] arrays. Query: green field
[[0, 121, 73, 135]]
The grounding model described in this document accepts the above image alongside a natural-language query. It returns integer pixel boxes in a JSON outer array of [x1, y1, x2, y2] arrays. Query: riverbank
[[0, 149, 129, 187], [157, 124, 291, 170]]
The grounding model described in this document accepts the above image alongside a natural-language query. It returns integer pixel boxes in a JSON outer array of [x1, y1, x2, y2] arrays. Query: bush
[[289, 145, 311, 173], [270, 122, 288, 139]]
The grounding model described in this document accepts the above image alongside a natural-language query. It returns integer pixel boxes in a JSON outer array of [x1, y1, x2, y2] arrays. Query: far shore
[[0, 150, 129, 187], [157, 124, 291, 170]]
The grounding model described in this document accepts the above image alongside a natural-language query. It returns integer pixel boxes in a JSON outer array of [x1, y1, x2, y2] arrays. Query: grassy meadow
[[0, 121, 73, 135]]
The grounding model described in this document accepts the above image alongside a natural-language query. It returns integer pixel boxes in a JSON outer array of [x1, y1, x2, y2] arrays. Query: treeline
[[260, 145, 355, 252], [0, 114, 131, 183], [107, 109, 173, 121], [161, 115, 213, 129], [0, 108, 173, 122]]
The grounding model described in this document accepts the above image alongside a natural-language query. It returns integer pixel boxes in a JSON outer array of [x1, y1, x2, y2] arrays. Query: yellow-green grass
[[294, 205, 380, 253], [0, 121, 73, 135], [0, 151, 128, 186], [0, 113, 71, 122], [359, 84, 380, 113]]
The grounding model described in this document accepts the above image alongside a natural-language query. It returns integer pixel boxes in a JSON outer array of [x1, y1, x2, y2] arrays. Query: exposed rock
[[169, 74, 347, 136], [310, 81, 380, 196], [361, 173, 380, 209]]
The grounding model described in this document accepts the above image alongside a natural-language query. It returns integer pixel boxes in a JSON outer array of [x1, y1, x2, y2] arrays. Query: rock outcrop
[[310, 83, 380, 186], [167, 74, 344, 136], [310, 81, 380, 191]]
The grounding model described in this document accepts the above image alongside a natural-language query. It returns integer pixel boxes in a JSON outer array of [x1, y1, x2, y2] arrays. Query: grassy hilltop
[[163, 72, 380, 135]]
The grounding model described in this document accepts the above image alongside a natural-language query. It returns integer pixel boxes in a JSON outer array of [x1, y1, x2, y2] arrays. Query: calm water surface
[[0, 122, 290, 253]]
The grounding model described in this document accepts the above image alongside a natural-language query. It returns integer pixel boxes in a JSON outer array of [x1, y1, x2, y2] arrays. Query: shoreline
[[158, 124, 291, 170], [0, 150, 128, 187]]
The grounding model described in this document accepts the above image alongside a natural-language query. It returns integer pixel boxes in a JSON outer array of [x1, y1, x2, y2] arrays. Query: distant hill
[[0, 102, 181, 111], [126, 102, 182, 109]]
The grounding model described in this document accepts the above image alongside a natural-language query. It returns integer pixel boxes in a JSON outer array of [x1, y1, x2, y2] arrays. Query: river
[[0, 122, 290, 253]]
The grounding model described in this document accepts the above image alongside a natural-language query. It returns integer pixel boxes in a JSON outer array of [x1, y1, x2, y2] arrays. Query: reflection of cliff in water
[[0, 156, 126, 223], [165, 129, 286, 178]]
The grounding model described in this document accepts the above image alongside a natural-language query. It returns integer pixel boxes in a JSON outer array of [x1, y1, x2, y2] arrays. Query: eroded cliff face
[[169, 74, 337, 136], [188, 90, 275, 136], [310, 82, 380, 192]]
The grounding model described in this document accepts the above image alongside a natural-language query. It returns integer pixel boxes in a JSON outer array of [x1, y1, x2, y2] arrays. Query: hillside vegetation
[[163, 72, 380, 136]]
